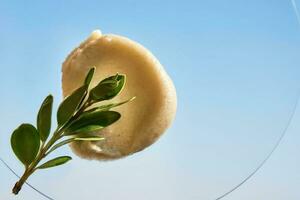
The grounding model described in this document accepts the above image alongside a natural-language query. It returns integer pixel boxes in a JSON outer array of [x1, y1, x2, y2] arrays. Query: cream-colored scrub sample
[[62, 30, 177, 160]]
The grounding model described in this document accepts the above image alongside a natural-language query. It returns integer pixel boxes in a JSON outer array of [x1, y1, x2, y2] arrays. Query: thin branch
[[0, 157, 55, 200]]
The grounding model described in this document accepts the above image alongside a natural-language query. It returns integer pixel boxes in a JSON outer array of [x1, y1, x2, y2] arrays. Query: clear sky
[[1, 0, 300, 200]]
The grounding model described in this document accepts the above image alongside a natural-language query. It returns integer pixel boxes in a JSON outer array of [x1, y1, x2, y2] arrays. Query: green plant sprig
[[10, 67, 134, 195]]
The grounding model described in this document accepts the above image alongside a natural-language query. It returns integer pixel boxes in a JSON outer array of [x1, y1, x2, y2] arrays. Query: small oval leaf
[[67, 111, 121, 133], [11, 124, 40, 166], [65, 125, 104, 135], [57, 85, 87, 126], [37, 95, 53, 142], [84, 67, 95, 86], [37, 156, 72, 169], [90, 74, 126, 101]]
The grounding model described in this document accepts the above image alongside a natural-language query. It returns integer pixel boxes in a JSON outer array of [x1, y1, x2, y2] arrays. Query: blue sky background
[[1, 0, 300, 199]]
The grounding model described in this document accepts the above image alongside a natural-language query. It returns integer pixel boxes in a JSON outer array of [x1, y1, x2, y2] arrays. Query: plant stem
[[12, 130, 59, 194], [12, 101, 91, 194], [12, 168, 33, 194]]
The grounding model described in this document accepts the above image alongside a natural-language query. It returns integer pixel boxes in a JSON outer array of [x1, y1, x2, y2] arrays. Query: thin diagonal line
[[213, 1, 300, 199], [0, 157, 55, 200], [214, 91, 300, 200], [292, 0, 300, 26]]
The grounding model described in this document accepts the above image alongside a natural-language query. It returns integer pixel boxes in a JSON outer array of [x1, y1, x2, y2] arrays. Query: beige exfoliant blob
[[62, 30, 177, 160]]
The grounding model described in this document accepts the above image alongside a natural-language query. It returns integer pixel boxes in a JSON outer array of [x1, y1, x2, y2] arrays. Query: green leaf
[[68, 125, 104, 134], [84, 67, 95, 86], [73, 136, 105, 141], [83, 97, 136, 116], [89, 74, 126, 101], [37, 95, 53, 142], [11, 124, 40, 167], [95, 97, 136, 112], [66, 111, 121, 134], [46, 140, 73, 155], [57, 85, 88, 126], [37, 156, 72, 169], [46, 136, 104, 155]]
